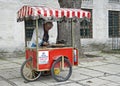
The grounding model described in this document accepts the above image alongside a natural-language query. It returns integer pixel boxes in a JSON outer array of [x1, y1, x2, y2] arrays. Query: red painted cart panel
[[25, 47, 78, 71], [38, 47, 73, 71], [25, 49, 37, 69]]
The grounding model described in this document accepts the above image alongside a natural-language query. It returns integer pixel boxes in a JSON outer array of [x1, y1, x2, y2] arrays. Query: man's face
[[44, 22, 53, 31]]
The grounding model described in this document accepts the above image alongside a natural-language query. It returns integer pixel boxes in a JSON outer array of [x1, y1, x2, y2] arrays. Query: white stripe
[[32, 7, 38, 16], [69, 9, 72, 18], [18, 6, 91, 20], [52, 9, 56, 17], [23, 6, 26, 17], [25, 6, 28, 17], [85, 12, 88, 18], [58, 9, 61, 18], [21, 8, 23, 18], [44, 7, 49, 17], [75, 9, 78, 17], [80, 11, 84, 18], [18, 11, 20, 18], [37, 7, 44, 17], [63, 8, 68, 17]]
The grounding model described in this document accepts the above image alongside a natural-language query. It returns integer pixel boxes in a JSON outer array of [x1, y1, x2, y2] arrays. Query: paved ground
[[0, 51, 120, 86]]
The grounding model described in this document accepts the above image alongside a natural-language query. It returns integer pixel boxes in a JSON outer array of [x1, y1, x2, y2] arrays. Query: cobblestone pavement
[[0, 51, 120, 86]]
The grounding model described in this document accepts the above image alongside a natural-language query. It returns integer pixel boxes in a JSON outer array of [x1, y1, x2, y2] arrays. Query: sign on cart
[[38, 51, 49, 64]]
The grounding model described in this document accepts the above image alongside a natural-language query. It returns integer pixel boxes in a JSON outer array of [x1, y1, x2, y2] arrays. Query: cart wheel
[[21, 57, 41, 82], [51, 57, 72, 82], [41, 71, 51, 76]]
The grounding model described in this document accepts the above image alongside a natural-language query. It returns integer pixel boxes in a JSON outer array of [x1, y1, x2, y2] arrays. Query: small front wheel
[[21, 57, 41, 82], [51, 57, 72, 82]]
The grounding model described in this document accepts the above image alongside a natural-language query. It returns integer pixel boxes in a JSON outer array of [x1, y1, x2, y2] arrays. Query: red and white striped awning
[[17, 6, 91, 22]]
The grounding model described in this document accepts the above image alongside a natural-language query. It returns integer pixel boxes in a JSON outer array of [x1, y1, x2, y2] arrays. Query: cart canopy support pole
[[71, 19, 75, 48], [36, 19, 39, 50], [35, 19, 39, 70]]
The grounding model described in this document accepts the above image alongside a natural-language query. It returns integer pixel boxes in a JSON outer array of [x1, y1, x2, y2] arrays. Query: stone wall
[[81, 0, 120, 51], [0, 0, 120, 57], [0, 0, 59, 57]]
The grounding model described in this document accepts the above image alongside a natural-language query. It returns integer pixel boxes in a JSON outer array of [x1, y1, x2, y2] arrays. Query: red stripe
[[35, 7, 41, 15], [18, 11, 20, 18], [18, 6, 91, 20], [77, 11, 80, 18], [27, 7, 29, 16], [44, 9, 47, 17], [72, 11, 75, 17], [49, 10, 53, 16], [28, 7, 31, 15], [37, 10, 41, 15], [82, 12, 85, 17], [21, 7, 23, 17], [55, 10, 58, 17], [23, 6, 25, 16], [61, 10, 64, 17], [24, 6, 26, 16], [22, 7, 24, 17], [21, 8, 24, 17], [87, 12, 91, 19], [66, 11, 70, 17], [30, 8, 33, 16], [30, 8, 32, 16], [20, 9, 22, 18], [25, 6, 27, 16]]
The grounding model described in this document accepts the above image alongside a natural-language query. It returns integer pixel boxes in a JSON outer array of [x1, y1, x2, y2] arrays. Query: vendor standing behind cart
[[30, 22, 53, 47]]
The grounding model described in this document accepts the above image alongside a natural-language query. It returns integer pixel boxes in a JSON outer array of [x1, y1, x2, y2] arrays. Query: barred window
[[25, 20, 35, 40], [82, 0, 93, 4], [109, 11, 120, 37], [109, 0, 120, 3], [80, 9, 92, 38], [82, 0, 92, 1]]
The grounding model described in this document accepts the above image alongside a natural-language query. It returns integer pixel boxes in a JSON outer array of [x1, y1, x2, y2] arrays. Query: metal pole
[[36, 19, 39, 50], [36, 19, 39, 70], [72, 1, 76, 48], [62, 56, 64, 70], [71, 19, 75, 48]]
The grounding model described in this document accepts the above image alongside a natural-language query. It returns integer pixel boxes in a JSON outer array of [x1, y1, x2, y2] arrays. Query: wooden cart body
[[17, 5, 91, 82], [26, 47, 78, 71]]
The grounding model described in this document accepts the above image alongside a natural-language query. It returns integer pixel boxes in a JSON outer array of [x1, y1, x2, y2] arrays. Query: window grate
[[109, 0, 120, 3], [80, 9, 92, 38], [109, 11, 120, 37], [109, 11, 120, 50], [82, 0, 93, 2]]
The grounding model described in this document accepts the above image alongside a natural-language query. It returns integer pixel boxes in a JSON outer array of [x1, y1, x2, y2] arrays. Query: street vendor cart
[[17, 5, 91, 82]]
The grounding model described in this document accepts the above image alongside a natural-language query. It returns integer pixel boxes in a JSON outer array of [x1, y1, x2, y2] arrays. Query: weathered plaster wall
[[81, 0, 120, 51], [0, 1, 23, 53], [0, 0, 120, 56], [0, 0, 59, 57]]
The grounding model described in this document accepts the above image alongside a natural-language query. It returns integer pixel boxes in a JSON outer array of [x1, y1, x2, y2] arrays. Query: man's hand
[[43, 42, 49, 46]]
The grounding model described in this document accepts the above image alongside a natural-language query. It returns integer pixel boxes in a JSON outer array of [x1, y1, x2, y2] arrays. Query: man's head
[[44, 22, 53, 31]]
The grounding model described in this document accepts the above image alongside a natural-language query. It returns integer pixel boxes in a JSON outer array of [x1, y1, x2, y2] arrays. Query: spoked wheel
[[21, 57, 41, 82], [51, 57, 72, 82], [41, 71, 51, 76]]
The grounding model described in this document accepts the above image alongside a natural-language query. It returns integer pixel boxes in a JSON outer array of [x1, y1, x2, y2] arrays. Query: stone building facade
[[0, 0, 59, 55], [81, 0, 120, 51], [0, 0, 120, 56]]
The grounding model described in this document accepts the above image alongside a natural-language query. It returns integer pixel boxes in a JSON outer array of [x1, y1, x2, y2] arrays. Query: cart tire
[[51, 57, 72, 82], [21, 57, 41, 82], [41, 71, 51, 76]]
